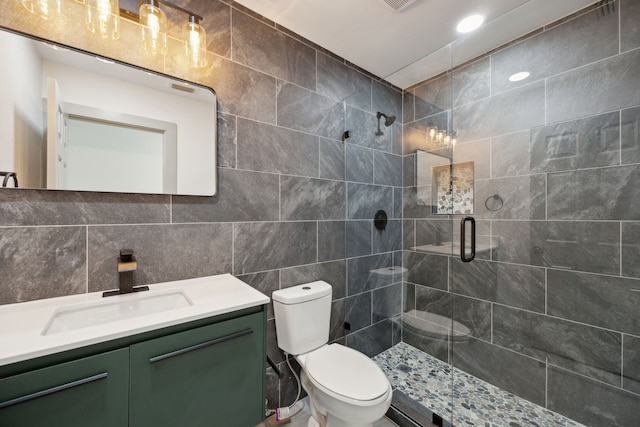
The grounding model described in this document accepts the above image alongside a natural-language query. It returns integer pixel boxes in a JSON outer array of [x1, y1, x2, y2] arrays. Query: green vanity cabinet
[[0, 306, 266, 427], [0, 348, 129, 427], [129, 311, 265, 427]]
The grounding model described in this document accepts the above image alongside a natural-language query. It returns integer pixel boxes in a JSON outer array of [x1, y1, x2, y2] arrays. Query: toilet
[[272, 281, 392, 427]]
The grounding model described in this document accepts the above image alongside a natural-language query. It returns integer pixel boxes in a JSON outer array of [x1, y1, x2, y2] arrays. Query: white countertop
[[0, 274, 270, 367]]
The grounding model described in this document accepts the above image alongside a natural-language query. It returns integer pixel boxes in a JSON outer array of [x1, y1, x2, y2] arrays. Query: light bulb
[[183, 17, 207, 67], [86, 0, 119, 39], [429, 128, 436, 138], [22, 0, 61, 20], [140, 2, 167, 55]]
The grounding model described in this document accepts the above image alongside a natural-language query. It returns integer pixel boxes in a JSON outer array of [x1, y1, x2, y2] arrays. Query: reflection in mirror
[[0, 28, 217, 196]]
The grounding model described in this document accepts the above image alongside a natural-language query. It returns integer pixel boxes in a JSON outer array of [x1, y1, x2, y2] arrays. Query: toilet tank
[[272, 281, 332, 355]]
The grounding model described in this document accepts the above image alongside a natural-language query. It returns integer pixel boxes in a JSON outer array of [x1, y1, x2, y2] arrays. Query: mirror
[[0, 28, 217, 196]]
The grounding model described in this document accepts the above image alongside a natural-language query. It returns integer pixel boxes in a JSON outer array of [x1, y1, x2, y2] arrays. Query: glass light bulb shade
[[86, 0, 120, 39], [140, 3, 167, 55], [183, 21, 207, 68], [429, 128, 436, 138], [22, 0, 61, 20]]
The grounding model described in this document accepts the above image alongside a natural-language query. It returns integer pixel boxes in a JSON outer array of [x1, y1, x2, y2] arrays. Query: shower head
[[377, 111, 396, 127]]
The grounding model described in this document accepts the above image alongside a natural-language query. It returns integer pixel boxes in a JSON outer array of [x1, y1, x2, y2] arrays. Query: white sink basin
[[42, 291, 193, 335]]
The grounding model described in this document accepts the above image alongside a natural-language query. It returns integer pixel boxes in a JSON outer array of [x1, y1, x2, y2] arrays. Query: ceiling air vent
[[379, 0, 417, 12]]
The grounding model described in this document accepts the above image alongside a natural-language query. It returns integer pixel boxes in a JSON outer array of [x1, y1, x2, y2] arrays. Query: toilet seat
[[303, 344, 390, 404]]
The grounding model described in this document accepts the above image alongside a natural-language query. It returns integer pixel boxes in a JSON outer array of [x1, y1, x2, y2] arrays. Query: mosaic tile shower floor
[[373, 342, 584, 427]]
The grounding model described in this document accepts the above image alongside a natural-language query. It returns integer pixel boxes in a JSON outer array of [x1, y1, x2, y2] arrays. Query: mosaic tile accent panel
[[433, 161, 474, 215], [374, 342, 584, 427]]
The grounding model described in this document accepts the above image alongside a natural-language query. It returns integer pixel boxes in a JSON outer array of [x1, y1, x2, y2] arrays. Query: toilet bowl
[[297, 344, 392, 427], [272, 282, 392, 427]]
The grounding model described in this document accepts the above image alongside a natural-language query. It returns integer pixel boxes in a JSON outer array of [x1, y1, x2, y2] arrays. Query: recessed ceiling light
[[509, 71, 530, 82], [456, 15, 484, 33]]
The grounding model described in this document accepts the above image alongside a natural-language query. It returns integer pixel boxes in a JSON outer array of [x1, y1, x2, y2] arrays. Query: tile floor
[[374, 342, 585, 427]]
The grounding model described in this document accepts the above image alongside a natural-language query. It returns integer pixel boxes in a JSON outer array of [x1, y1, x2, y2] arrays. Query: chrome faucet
[[103, 249, 149, 297]]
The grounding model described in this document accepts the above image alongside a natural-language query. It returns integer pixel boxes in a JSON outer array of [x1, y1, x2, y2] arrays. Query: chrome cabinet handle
[[460, 216, 476, 262], [149, 329, 254, 364], [0, 372, 108, 409]]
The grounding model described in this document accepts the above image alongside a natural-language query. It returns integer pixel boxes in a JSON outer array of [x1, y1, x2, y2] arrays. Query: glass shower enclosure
[[377, 1, 640, 427]]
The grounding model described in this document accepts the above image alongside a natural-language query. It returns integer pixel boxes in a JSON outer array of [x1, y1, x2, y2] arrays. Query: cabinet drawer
[[129, 311, 264, 427], [0, 348, 129, 427]]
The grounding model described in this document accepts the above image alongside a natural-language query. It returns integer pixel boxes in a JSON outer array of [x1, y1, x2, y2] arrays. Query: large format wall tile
[[403, 251, 448, 290], [547, 165, 640, 220], [491, 131, 531, 178], [88, 223, 232, 292], [621, 106, 640, 165], [206, 54, 276, 123], [414, 287, 491, 341], [451, 259, 545, 313], [237, 118, 319, 177], [492, 221, 620, 274], [234, 222, 317, 274], [0, 190, 169, 226], [372, 81, 402, 125], [217, 112, 237, 168], [346, 107, 392, 152], [548, 366, 640, 427], [621, 0, 640, 52], [622, 222, 640, 278], [347, 253, 396, 295], [231, 10, 316, 90], [452, 337, 546, 407], [346, 292, 372, 333], [374, 151, 403, 187], [452, 81, 545, 142], [318, 221, 346, 262], [317, 53, 371, 110], [0, 227, 86, 304], [413, 74, 450, 120], [491, 6, 618, 94], [546, 48, 640, 123], [280, 260, 346, 300], [237, 270, 280, 319], [493, 305, 622, 386], [319, 138, 346, 181], [373, 284, 402, 323], [547, 269, 640, 336], [474, 175, 546, 220], [277, 81, 344, 140], [346, 145, 374, 183], [347, 183, 394, 220], [452, 58, 490, 108], [372, 220, 402, 254], [172, 168, 279, 223], [530, 112, 620, 173], [281, 176, 345, 220], [346, 318, 395, 357], [623, 334, 640, 394]]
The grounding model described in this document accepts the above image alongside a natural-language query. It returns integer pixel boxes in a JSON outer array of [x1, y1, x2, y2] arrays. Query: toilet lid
[[304, 344, 389, 401]]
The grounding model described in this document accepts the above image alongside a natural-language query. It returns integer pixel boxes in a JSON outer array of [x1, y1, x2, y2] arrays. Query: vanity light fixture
[[456, 14, 484, 33], [509, 71, 530, 82], [86, 0, 120, 39], [140, 0, 168, 55], [139, 0, 207, 67], [427, 126, 456, 148], [21, 0, 61, 20]]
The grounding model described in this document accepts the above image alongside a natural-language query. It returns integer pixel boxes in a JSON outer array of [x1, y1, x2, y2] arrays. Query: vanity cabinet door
[[0, 348, 129, 427], [129, 312, 265, 427]]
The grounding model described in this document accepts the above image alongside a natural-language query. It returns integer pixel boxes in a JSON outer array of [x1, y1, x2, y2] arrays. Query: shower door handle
[[460, 216, 475, 262]]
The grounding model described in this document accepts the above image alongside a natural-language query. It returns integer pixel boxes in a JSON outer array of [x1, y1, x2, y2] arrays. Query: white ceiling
[[233, 0, 597, 89]]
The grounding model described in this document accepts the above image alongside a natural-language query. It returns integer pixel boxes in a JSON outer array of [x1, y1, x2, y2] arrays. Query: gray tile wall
[[0, 0, 402, 412], [402, 1, 640, 426]]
